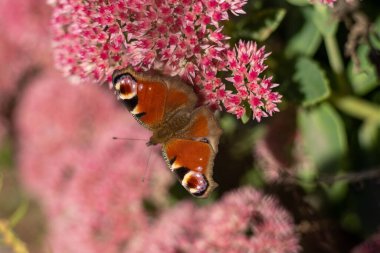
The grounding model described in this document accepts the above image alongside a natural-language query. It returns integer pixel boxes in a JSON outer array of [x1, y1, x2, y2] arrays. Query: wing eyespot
[[183, 171, 209, 197], [121, 96, 138, 111], [113, 74, 138, 100], [112, 71, 137, 86]]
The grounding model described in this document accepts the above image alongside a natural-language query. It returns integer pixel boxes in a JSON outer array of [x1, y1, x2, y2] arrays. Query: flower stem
[[324, 35, 348, 93], [0, 220, 29, 253], [325, 35, 344, 75], [332, 96, 380, 124], [9, 200, 29, 227]]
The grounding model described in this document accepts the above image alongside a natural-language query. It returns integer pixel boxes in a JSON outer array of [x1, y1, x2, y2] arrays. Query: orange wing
[[162, 107, 222, 198], [112, 68, 197, 129]]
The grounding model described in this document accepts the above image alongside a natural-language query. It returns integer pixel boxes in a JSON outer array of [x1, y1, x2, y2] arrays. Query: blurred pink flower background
[[0, 0, 51, 145], [125, 188, 300, 253], [15, 69, 172, 253]]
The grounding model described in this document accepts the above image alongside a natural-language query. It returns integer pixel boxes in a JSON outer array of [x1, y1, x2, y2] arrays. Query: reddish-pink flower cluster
[[51, 0, 281, 121], [352, 230, 380, 253], [312, 0, 354, 7], [318, 0, 337, 6], [15, 70, 173, 253], [128, 187, 300, 253], [192, 187, 300, 253]]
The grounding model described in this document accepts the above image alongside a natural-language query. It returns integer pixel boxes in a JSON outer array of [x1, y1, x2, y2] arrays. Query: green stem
[[324, 35, 344, 74], [9, 200, 29, 228], [332, 96, 380, 124], [324, 35, 347, 93], [0, 173, 3, 192]]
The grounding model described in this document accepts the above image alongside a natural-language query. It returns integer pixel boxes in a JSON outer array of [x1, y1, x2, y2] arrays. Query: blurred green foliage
[[220, 0, 380, 251]]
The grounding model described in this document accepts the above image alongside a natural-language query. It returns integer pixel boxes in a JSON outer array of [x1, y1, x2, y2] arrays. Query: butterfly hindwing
[[181, 106, 222, 153], [163, 138, 217, 197], [162, 107, 222, 198]]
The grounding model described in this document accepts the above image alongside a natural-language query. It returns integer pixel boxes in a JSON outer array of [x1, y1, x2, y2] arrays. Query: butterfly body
[[112, 68, 222, 198]]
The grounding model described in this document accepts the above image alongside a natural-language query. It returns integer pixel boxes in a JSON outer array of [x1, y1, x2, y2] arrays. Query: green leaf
[[241, 112, 250, 124], [322, 180, 348, 203], [341, 211, 362, 233], [358, 120, 380, 150], [285, 12, 322, 57], [233, 9, 286, 42], [0, 173, 3, 192], [333, 96, 380, 124], [298, 103, 348, 173], [241, 168, 265, 188], [220, 114, 238, 135], [348, 44, 379, 95], [9, 200, 29, 227], [0, 137, 13, 168], [369, 16, 380, 50], [241, 102, 252, 124], [286, 0, 309, 6], [306, 5, 338, 37], [294, 57, 331, 106], [297, 166, 318, 192], [249, 9, 286, 41]]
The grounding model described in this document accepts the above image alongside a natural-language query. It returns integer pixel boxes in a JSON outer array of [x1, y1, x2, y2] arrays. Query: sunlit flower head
[[51, 0, 281, 121]]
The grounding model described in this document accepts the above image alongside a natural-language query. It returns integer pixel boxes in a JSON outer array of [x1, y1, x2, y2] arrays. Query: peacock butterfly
[[112, 67, 222, 198]]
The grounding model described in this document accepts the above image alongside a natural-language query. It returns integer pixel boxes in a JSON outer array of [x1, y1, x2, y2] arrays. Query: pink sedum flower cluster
[[352, 230, 380, 253], [193, 187, 300, 253], [128, 187, 300, 253], [318, 0, 337, 6], [127, 202, 198, 253], [311, 0, 355, 7], [51, 0, 281, 121], [223, 41, 281, 119]]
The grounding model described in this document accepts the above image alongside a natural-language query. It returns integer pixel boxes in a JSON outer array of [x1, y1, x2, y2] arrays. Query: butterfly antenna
[[141, 147, 153, 183], [112, 136, 147, 141]]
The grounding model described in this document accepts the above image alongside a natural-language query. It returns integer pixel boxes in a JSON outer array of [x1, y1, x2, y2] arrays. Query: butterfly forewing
[[112, 68, 197, 129], [162, 107, 221, 198]]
